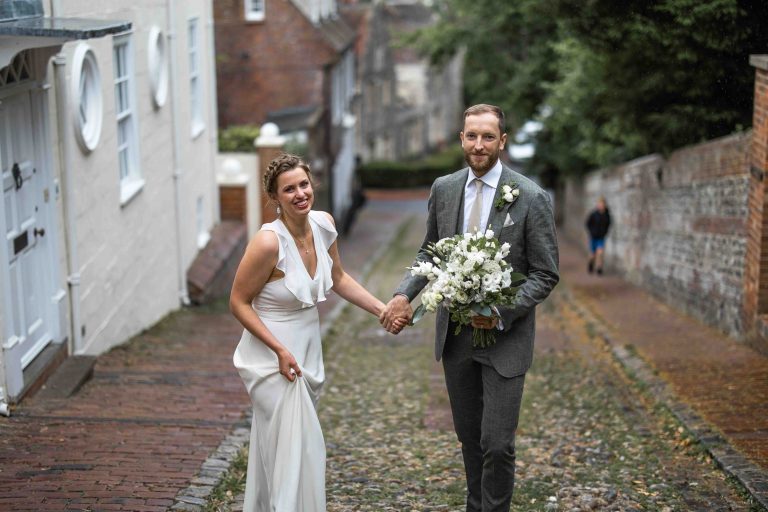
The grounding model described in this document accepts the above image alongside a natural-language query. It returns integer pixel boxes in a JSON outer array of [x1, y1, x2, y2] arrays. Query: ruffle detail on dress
[[260, 210, 337, 308], [309, 210, 337, 304]]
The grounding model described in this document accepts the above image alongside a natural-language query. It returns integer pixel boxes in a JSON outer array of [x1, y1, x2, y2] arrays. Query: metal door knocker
[[11, 163, 22, 190]]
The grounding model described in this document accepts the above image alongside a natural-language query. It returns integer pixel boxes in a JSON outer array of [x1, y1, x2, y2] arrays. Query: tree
[[408, 0, 768, 178], [404, 0, 559, 129]]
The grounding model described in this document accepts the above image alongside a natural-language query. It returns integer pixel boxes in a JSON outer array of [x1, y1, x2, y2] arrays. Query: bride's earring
[[276, 203, 281, 216]]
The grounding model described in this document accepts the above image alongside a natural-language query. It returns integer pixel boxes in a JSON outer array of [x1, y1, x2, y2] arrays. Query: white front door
[[0, 87, 55, 394]]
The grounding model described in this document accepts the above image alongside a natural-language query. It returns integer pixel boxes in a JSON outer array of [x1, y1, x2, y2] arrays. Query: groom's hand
[[470, 314, 499, 330], [380, 294, 412, 334]]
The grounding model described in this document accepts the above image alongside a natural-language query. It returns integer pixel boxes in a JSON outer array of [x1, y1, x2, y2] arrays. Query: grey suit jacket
[[395, 164, 559, 378]]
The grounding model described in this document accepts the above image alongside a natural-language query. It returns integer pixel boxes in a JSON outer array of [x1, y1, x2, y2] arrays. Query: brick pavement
[[0, 192, 425, 512], [559, 234, 768, 507], [0, 311, 247, 511]]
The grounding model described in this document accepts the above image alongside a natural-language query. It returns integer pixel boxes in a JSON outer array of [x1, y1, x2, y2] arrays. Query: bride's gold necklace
[[286, 224, 311, 255]]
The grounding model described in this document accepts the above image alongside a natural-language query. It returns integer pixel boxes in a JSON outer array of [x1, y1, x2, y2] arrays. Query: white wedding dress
[[233, 210, 336, 512]]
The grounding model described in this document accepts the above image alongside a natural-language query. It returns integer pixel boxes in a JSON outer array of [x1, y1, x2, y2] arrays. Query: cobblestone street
[[313, 211, 759, 511], [221, 197, 762, 511], [0, 193, 765, 511]]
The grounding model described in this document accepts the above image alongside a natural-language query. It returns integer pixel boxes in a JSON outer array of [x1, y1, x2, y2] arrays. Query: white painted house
[[0, 0, 219, 409]]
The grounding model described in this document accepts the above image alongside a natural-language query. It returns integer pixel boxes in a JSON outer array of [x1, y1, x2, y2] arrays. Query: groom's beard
[[465, 149, 500, 175]]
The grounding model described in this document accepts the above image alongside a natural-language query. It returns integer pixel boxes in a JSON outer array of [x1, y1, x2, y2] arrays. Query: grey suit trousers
[[442, 324, 526, 512]]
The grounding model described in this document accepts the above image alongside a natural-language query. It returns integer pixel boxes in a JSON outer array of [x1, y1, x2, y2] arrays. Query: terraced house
[[214, 0, 359, 228], [0, 0, 220, 410], [342, 0, 464, 163]]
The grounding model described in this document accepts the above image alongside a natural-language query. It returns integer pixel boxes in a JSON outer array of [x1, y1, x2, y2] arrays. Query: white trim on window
[[71, 43, 103, 153], [113, 33, 143, 205], [245, 0, 265, 22], [120, 176, 146, 204], [188, 17, 205, 138], [147, 26, 169, 109]]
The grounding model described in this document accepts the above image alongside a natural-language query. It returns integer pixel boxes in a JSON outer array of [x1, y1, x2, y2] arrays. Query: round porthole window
[[148, 26, 168, 108], [70, 43, 103, 153]]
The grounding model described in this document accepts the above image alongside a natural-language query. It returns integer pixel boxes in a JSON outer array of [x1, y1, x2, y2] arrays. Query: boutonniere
[[494, 181, 520, 210]]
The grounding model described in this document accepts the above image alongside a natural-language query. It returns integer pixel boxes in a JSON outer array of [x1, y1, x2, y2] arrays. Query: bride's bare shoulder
[[247, 229, 279, 256]]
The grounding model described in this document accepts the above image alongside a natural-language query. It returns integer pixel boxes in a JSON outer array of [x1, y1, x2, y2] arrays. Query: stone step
[[35, 355, 96, 400]]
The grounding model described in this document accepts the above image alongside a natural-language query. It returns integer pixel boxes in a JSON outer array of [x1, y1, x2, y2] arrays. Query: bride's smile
[[277, 168, 314, 216]]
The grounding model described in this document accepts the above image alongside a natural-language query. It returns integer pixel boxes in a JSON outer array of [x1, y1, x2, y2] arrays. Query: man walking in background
[[586, 196, 611, 275]]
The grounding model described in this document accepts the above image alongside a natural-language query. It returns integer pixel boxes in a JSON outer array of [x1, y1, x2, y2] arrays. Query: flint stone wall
[[562, 132, 751, 338]]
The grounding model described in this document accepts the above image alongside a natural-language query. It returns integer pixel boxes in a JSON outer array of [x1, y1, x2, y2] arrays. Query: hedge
[[218, 125, 261, 153], [358, 147, 465, 188]]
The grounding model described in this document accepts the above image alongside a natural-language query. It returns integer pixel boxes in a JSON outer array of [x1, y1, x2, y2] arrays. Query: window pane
[[249, 0, 264, 13], [119, 147, 129, 180], [120, 82, 129, 113], [188, 21, 197, 50], [113, 36, 141, 189], [118, 118, 127, 146], [189, 48, 197, 74], [191, 76, 199, 116], [116, 46, 123, 77], [188, 19, 203, 130], [113, 45, 124, 79]]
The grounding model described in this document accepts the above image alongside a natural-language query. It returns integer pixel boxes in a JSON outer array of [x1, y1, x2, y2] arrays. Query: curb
[[171, 421, 250, 511], [566, 297, 768, 510], [171, 213, 417, 512]]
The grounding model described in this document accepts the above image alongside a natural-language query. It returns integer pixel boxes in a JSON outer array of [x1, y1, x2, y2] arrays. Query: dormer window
[[245, 0, 265, 22]]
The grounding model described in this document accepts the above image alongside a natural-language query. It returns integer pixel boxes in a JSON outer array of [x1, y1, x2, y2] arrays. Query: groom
[[381, 104, 559, 511]]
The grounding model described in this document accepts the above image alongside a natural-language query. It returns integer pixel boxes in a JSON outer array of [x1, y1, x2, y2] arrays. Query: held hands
[[379, 295, 413, 335], [277, 349, 302, 382]]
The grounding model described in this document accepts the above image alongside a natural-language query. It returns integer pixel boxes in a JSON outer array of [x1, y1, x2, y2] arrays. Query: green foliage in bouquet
[[410, 230, 526, 348]]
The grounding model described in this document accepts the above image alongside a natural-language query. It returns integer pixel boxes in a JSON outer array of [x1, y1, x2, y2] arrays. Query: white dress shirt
[[462, 159, 502, 234]]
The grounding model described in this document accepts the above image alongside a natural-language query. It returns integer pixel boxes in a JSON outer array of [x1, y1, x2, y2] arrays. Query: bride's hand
[[277, 349, 302, 382], [389, 317, 409, 334]]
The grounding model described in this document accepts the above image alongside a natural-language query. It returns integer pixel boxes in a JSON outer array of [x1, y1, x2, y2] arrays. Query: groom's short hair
[[464, 104, 505, 135]]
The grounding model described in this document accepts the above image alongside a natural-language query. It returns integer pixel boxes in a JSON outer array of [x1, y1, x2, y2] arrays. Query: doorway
[[0, 66, 62, 400]]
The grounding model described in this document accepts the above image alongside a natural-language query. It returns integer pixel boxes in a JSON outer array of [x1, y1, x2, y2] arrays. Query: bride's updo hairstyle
[[263, 153, 313, 198]]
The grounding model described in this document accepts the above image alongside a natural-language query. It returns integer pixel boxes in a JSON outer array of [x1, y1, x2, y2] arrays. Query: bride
[[230, 153, 404, 511]]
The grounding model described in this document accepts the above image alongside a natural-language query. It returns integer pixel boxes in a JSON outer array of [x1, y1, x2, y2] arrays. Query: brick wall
[[219, 186, 247, 222], [187, 221, 248, 304], [743, 56, 768, 349], [213, 0, 337, 127], [562, 133, 752, 338]]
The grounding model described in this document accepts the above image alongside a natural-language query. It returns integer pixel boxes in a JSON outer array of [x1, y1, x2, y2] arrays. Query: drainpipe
[[205, 0, 220, 223], [49, 0, 61, 16], [167, 0, 190, 305], [53, 54, 84, 354]]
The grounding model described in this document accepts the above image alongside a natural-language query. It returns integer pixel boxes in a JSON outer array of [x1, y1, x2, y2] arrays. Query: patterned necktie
[[466, 178, 484, 232]]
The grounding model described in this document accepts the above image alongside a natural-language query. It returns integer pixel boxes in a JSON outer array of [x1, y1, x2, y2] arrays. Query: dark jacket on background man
[[586, 208, 611, 239]]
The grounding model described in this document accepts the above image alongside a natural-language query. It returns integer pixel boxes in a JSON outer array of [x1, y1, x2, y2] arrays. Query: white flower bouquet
[[410, 229, 526, 348]]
